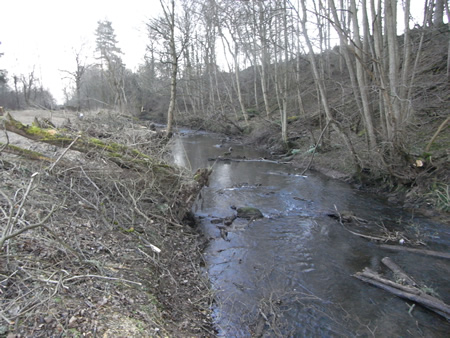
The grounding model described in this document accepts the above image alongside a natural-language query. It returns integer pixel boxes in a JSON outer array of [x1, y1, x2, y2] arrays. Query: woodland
[[1, 0, 448, 211], [0, 0, 449, 336]]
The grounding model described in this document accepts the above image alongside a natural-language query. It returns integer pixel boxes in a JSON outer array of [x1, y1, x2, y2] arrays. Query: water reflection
[[215, 162, 233, 188], [172, 137, 189, 168]]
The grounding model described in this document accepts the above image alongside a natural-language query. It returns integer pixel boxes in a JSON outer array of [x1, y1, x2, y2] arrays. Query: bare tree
[[60, 45, 90, 111], [217, 1, 250, 125], [299, 0, 361, 169], [20, 68, 36, 106], [148, 0, 189, 136]]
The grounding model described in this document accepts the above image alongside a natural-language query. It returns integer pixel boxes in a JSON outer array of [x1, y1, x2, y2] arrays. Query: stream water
[[171, 131, 450, 337]]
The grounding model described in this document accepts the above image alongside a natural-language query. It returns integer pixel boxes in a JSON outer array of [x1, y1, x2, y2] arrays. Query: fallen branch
[[48, 134, 81, 172], [425, 116, 449, 152], [332, 205, 387, 241], [0, 142, 54, 162], [354, 269, 450, 320], [379, 244, 450, 259], [2, 113, 159, 171], [381, 257, 417, 287], [63, 274, 143, 287]]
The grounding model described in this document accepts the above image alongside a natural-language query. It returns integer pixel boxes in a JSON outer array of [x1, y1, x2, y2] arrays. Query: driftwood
[[381, 257, 417, 287], [354, 260, 450, 320], [380, 244, 450, 259]]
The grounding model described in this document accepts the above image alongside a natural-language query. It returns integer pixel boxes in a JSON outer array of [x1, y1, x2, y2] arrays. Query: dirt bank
[[0, 109, 215, 337], [240, 116, 449, 222]]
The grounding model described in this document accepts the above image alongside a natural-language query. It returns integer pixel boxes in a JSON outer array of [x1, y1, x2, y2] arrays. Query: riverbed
[[172, 131, 450, 337]]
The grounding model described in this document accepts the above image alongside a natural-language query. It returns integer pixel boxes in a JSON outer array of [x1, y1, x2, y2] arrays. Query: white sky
[[0, 0, 428, 105], [0, 0, 160, 104]]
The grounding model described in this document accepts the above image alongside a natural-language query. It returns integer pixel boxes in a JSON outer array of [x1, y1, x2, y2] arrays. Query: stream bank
[[0, 110, 216, 337]]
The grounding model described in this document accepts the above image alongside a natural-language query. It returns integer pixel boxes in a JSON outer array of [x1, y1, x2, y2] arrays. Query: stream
[[171, 131, 450, 337]]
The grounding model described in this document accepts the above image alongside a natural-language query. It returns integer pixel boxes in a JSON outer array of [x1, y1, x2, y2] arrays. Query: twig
[[0, 124, 9, 153], [333, 205, 386, 241], [48, 135, 81, 172], [300, 119, 331, 176], [425, 116, 449, 152], [0, 311, 13, 325], [63, 274, 142, 286], [0, 173, 41, 249], [0, 204, 59, 249]]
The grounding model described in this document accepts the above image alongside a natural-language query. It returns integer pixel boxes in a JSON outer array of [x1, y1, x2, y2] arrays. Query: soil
[[0, 110, 216, 337]]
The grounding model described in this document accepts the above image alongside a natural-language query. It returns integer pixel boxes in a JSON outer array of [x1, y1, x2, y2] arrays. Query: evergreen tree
[[94, 20, 127, 111]]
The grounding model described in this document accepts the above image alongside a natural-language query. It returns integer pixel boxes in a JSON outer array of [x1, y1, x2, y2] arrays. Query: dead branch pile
[[0, 111, 214, 336]]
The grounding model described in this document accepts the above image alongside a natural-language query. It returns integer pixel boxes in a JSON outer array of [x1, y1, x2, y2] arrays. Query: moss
[[88, 138, 152, 160], [236, 206, 264, 219], [120, 226, 135, 233], [1, 143, 53, 162]]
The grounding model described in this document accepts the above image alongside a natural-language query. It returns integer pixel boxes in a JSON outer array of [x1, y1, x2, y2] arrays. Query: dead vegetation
[[0, 110, 215, 337]]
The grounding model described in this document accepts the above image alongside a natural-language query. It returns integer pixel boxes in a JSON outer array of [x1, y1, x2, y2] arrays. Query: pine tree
[[94, 20, 127, 112]]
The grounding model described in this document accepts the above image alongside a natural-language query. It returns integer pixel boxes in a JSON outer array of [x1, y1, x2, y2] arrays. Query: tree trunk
[[434, 0, 445, 26], [349, 0, 377, 150], [300, 0, 360, 170], [165, 0, 177, 137]]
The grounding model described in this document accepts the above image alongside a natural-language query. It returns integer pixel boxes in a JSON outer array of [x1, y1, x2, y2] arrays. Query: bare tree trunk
[[280, 0, 289, 144], [300, 0, 360, 170], [328, 0, 365, 134], [233, 49, 248, 125], [257, 1, 271, 118], [386, 0, 402, 138], [163, 0, 177, 137], [434, 0, 445, 26], [349, 0, 377, 150]]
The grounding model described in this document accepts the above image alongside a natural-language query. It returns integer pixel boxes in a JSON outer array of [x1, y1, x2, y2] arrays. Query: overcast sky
[[1, 0, 428, 105], [0, 0, 159, 103]]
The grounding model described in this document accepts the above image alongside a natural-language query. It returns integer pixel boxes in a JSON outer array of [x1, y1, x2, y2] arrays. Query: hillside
[[223, 27, 449, 217]]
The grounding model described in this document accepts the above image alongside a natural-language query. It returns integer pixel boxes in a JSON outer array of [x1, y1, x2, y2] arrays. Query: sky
[[0, 0, 160, 104], [0, 1, 429, 105]]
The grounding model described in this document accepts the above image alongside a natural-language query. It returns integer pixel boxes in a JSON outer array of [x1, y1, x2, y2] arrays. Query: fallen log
[[354, 268, 450, 320], [379, 244, 450, 259], [0, 142, 54, 162], [1, 113, 211, 224], [2, 113, 170, 171], [381, 257, 417, 287]]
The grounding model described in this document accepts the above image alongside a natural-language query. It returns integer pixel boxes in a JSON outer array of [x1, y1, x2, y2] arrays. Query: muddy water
[[172, 132, 450, 337]]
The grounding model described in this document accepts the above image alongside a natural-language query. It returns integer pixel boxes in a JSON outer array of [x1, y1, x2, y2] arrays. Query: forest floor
[[0, 110, 216, 337]]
